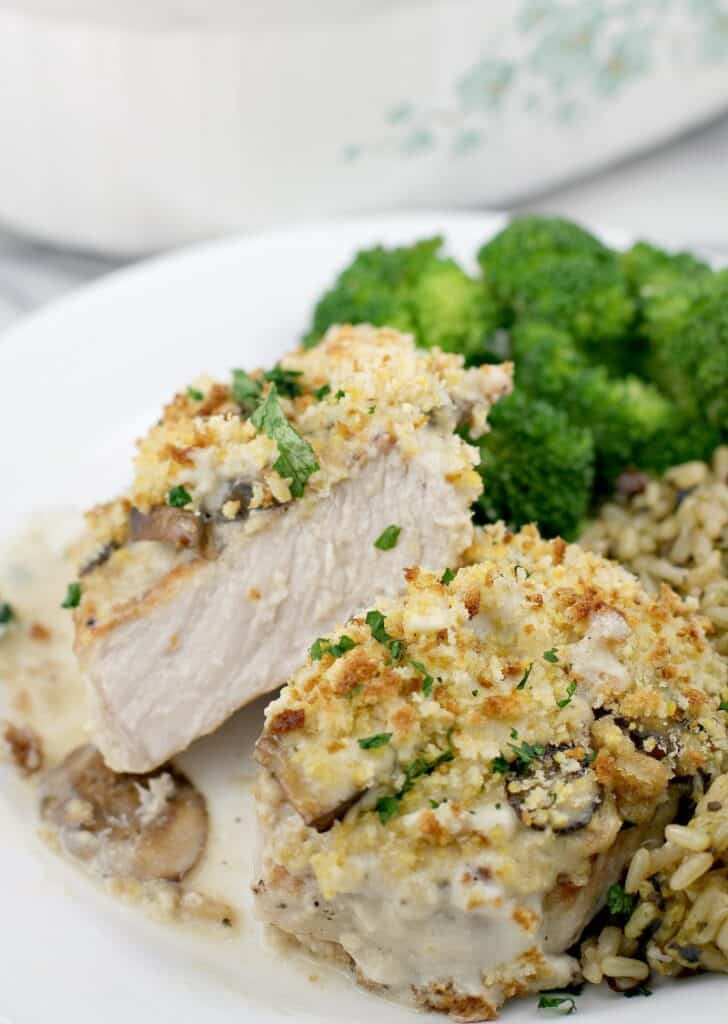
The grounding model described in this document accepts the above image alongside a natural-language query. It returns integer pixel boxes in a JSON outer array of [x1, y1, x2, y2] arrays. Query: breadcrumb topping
[[127, 325, 511, 517]]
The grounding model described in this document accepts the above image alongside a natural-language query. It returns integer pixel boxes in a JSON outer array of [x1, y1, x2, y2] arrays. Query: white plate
[[0, 211, 725, 1023]]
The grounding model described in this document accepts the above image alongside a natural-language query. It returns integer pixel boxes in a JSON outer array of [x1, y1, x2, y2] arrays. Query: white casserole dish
[[1, 0, 728, 253]]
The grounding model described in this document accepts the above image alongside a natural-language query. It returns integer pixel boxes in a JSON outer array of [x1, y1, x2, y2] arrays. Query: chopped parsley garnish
[[429, 799, 441, 809], [334, 389, 346, 401], [556, 681, 577, 708], [186, 386, 204, 401], [543, 647, 559, 663], [358, 732, 392, 750], [61, 582, 82, 609], [376, 796, 400, 824], [514, 563, 531, 579], [365, 609, 405, 662], [251, 385, 319, 498], [374, 525, 401, 551], [231, 368, 262, 413], [623, 985, 652, 999], [606, 883, 635, 921], [310, 635, 356, 660], [0, 602, 14, 625], [262, 365, 303, 398], [313, 384, 331, 401], [493, 738, 545, 775], [441, 567, 455, 585], [368, 405, 376, 414], [374, 741, 455, 824], [509, 739, 545, 770], [583, 750, 597, 764], [168, 485, 192, 507], [410, 659, 434, 697], [720, 700, 728, 712], [537, 995, 576, 1015], [471, 689, 479, 697], [516, 663, 533, 690]]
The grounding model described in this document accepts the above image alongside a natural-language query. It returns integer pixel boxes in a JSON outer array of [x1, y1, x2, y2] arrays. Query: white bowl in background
[[1, 0, 728, 254]]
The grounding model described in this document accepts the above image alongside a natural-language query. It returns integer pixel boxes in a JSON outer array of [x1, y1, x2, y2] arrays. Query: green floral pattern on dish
[[343, 0, 728, 161]]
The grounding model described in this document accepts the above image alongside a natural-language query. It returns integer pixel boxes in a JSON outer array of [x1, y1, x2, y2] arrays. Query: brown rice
[[581, 446, 728, 655], [576, 449, 728, 993]]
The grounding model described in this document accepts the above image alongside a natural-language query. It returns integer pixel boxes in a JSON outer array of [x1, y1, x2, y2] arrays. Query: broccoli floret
[[621, 241, 712, 352], [477, 216, 635, 372], [474, 390, 595, 540], [510, 321, 673, 489], [304, 237, 501, 361], [638, 413, 723, 474], [644, 270, 728, 433]]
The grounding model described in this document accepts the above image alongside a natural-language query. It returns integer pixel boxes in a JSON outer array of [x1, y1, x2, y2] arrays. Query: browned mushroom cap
[[130, 506, 205, 550], [39, 745, 208, 881], [505, 745, 601, 833]]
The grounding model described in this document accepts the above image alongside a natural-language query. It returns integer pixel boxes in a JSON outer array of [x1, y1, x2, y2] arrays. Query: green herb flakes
[[168, 485, 192, 508], [606, 883, 635, 921], [251, 386, 319, 498], [376, 796, 400, 824], [186, 386, 204, 401], [374, 525, 401, 551], [310, 635, 356, 661], [62, 582, 82, 609], [491, 755, 510, 774], [262, 365, 303, 398], [720, 701, 728, 712], [313, 384, 331, 401], [334, 389, 346, 401], [365, 609, 405, 663], [543, 647, 559, 663], [358, 732, 392, 750], [537, 995, 576, 1014], [441, 567, 455, 585], [231, 368, 262, 412], [0, 602, 14, 625], [557, 681, 577, 708], [516, 663, 533, 690], [410, 659, 434, 697]]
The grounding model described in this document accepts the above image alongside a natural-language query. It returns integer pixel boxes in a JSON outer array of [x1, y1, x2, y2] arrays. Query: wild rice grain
[[625, 848, 652, 893], [669, 852, 715, 891], [664, 824, 711, 852], [599, 955, 650, 981]]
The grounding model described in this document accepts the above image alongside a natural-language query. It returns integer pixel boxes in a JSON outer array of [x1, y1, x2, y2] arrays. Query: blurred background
[[1, 0, 728, 332]]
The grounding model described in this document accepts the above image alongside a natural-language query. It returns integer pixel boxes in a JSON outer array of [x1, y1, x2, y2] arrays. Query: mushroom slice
[[505, 745, 601, 833], [39, 744, 208, 881], [130, 506, 205, 550]]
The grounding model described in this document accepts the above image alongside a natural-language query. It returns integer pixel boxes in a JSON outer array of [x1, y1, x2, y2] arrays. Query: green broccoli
[[304, 237, 502, 362], [638, 412, 723, 474], [473, 390, 595, 541], [510, 321, 673, 489], [641, 269, 728, 434], [477, 216, 635, 372]]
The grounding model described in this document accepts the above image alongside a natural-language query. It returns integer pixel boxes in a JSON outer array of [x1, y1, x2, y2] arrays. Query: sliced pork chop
[[253, 524, 728, 1019], [74, 326, 512, 772]]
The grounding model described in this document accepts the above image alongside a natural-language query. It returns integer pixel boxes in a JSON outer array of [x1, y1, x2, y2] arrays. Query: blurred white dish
[[0, 210, 726, 1022], [2, 0, 728, 253]]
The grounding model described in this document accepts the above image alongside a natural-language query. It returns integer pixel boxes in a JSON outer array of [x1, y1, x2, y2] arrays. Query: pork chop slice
[[253, 524, 728, 1019], [74, 326, 511, 772]]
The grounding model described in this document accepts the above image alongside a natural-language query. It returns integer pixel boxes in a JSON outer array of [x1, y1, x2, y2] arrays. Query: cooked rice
[[578, 449, 728, 992], [581, 446, 728, 656]]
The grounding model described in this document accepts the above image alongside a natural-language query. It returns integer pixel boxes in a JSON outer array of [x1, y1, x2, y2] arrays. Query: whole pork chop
[[73, 325, 512, 772]]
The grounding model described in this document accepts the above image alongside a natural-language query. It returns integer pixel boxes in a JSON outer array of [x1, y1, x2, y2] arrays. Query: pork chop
[[74, 326, 512, 772], [253, 524, 727, 1019]]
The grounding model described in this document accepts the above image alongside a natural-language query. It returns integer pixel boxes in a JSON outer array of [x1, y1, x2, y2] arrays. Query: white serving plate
[[0, 211, 725, 1022], [2, 1, 728, 252]]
